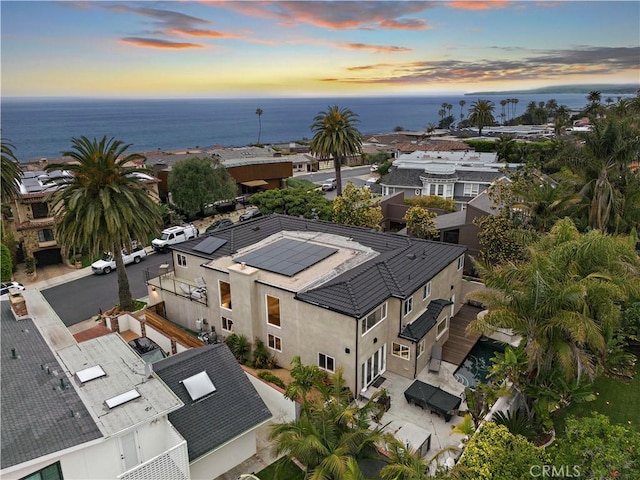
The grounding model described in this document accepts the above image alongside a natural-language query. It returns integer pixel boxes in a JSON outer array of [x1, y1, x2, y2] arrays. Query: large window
[[428, 183, 453, 198], [436, 317, 449, 339], [20, 461, 63, 480], [361, 302, 387, 335], [392, 342, 410, 360], [403, 297, 413, 317], [219, 281, 232, 309], [318, 353, 335, 372], [268, 333, 282, 351], [38, 229, 54, 242], [266, 295, 280, 327], [418, 339, 426, 357], [463, 183, 480, 196], [177, 254, 187, 267], [457, 255, 464, 270]]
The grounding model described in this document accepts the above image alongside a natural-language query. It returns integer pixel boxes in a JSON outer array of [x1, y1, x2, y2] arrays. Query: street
[[296, 165, 377, 199], [41, 252, 171, 327]]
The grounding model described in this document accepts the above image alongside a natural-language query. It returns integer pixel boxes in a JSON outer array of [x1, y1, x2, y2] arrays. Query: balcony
[[119, 424, 190, 480], [145, 268, 208, 306]]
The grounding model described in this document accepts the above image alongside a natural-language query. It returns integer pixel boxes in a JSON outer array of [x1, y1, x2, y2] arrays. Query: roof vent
[[407, 253, 416, 260], [252, 226, 260, 231]]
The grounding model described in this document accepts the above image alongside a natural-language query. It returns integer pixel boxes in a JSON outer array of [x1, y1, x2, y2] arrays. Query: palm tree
[[587, 90, 602, 106], [1, 137, 22, 203], [499, 99, 507, 124], [468, 100, 495, 137], [46, 136, 161, 312], [255, 108, 263, 144], [310, 106, 362, 196], [512, 98, 519, 120], [458, 99, 466, 121]]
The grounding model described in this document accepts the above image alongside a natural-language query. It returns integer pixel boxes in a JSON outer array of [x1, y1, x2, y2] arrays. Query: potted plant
[[25, 256, 37, 279], [376, 388, 391, 412]]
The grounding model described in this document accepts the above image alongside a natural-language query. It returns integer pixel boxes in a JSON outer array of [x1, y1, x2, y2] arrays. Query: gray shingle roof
[[153, 344, 272, 462], [1, 302, 102, 469], [381, 168, 423, 187], [400, 299, 452, 342], [174, 215, 466, 318]]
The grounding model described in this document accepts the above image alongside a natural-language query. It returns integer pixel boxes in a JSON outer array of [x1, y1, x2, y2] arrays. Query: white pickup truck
[[91, 245, 147, 274]]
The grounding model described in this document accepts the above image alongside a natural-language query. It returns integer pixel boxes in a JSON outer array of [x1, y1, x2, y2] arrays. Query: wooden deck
[[441, 304, 483, 366]]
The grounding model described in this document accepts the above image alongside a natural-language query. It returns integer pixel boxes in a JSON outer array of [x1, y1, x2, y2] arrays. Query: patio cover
[[241, 180, 268, 187], [403, 380, 462, 422]]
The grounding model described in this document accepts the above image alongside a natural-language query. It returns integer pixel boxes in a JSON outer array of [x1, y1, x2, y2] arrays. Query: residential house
[[5, 168, 160, 266], [145, 215, 467, 395], [153, 344, 272, 480], [379, 150, 514, 210], [1, 294, 188, 480]]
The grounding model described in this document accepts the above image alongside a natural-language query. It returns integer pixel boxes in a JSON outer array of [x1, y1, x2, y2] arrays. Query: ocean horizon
[[0, 93, 623, 162]]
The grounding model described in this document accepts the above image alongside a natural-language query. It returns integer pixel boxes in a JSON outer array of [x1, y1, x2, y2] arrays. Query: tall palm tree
[[499, 99, 507, 124], [1, 137, 22, 203], [512, 98, 519, 120], [46, 136, 161, 312], [587, 90, 602, 106], [255, 108, 263, 144], [458, 99, 466, 121], [310, 106, 362, 196], [468, 100, 495, 137]]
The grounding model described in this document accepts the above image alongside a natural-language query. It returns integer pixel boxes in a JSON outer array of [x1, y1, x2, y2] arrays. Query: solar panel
[[235, 238, 337, 277], [193, 236, 228, 254]]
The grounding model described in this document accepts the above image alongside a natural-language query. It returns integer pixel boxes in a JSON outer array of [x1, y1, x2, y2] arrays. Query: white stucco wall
[[189, 430, 257, 480], [245, 371, 297, 423]]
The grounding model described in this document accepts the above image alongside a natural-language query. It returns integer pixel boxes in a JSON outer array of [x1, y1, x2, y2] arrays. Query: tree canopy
[[168, 156, 237, 217], [1, 138, 22, 203], [250, 186, 332, 220], [403, 206, 438, 239], [332, 182, 382, 229]]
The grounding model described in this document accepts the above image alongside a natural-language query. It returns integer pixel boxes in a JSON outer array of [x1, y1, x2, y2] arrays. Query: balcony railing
[[145, 268, 208, 306], [118, 425, 190, 480]]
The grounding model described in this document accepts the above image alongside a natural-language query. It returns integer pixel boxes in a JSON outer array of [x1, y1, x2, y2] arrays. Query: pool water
[[454, 337, 505, 389]]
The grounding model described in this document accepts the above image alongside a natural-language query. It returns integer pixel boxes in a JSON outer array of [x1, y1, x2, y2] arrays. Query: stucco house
[[153, 343, 272, 480], [145, 215, 467, 395]]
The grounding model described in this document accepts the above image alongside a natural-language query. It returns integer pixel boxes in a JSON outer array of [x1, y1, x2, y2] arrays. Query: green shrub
[[257, 370, 286, 389], [24, 256, 37, 274], [404, 195, 457, 212], [253, 338, 275, 369], [463, 139, 496, 152], [225, 333, 251, 364], [1, 244, 12, 281], [377, 160, 393, 176]]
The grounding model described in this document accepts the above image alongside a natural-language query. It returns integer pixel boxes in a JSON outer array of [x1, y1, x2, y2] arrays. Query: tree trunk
[[114, 243, 136, 312], [334, 154, 343, 196]]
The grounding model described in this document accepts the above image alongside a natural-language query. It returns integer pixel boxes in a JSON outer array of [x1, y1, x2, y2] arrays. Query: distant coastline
[[466, 84, 639, 96]]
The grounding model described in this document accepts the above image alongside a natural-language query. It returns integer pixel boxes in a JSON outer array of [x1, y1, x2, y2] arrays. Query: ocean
[[0, 93, 606, 162]]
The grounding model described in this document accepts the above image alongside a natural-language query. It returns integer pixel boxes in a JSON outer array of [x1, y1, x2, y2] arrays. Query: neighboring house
[[5, 168, 160, 266], [379, 150, 514, 210], [145, 214, 467, 395], [1, 296, 188, 480], [153, 344, 272, 480]]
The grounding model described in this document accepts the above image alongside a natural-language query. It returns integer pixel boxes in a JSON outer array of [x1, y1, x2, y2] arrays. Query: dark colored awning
[[241, 180, 268, 187], [400, 299, 452, 342]]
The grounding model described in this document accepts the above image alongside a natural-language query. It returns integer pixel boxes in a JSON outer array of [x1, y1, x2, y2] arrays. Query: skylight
[[105, 389, 141, 409], [76, 365, 106, 383], [182, 371, 216, 401]]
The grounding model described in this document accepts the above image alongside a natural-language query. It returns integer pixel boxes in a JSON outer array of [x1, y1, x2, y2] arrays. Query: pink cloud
[[120, 37, 204, 49]]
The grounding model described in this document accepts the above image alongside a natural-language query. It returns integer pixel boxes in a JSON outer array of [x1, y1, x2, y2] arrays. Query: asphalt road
[[42, 252, 172, 327], [297, 166, 376, 199]]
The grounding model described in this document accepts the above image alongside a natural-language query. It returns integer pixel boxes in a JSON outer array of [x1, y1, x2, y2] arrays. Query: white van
[[152, 224, 198, 252]]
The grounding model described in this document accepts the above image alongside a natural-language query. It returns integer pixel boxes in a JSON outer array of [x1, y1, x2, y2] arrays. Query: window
[[219, 281, 232, 309], [266, 295, 280, 327], [318, 353, 335, 372], [457, 255, 464, 270], [20, 462, 63, 480], [436, 317, 448, 339], [463, 183, 480, 196], [221, 316, 233, 332], [38, 229, 54, 242], [361, 302, 387, 335], [392, 342, 410, 360], [268, 333, 282, 351], [417, 339, 426, 357], [31, 202, 49, 219], [177, 254, 187, 267], [423, 282, 431, 300], [403, 297, 413, 317]]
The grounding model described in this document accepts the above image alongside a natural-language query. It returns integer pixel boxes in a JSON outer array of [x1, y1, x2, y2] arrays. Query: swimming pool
[[454, 337, 506, 389]]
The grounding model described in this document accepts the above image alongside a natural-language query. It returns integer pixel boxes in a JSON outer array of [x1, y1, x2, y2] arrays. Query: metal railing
[[145, 268, 208, 306]]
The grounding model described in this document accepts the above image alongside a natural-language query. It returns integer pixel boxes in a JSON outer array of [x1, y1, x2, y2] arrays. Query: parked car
[[205, 218, 234, 233], [0, 281, 25, 296], [322, 178, 338, 191], [370, 164, 379, 172], [152, 223, 198, 252], [238, 208, 263, 221], [91, 244, 147, 274], [128, 336, 167, 364]]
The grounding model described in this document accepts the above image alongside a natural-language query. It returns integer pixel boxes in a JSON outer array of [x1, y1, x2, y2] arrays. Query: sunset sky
[[2, 0, 639, 98]]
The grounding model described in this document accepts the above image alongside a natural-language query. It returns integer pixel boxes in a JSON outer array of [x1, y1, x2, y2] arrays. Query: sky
[[1, 0, 639, 98]]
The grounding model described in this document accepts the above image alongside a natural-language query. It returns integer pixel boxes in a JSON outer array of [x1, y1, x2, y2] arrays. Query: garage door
[[34, 248, 63, 266]]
